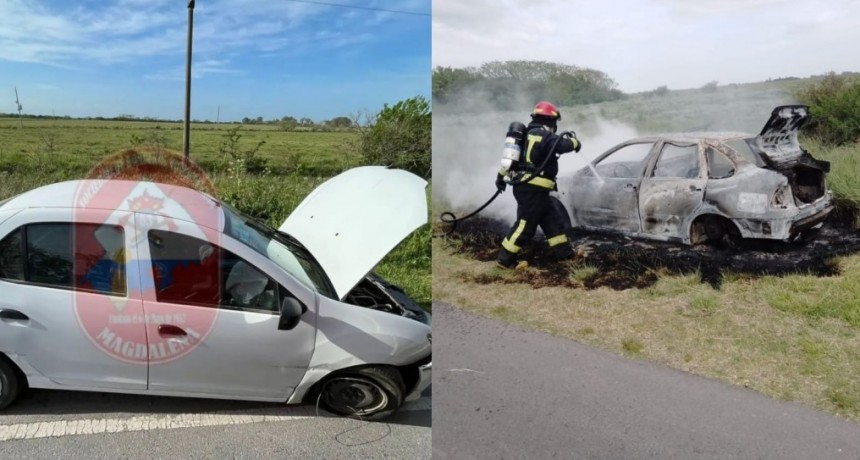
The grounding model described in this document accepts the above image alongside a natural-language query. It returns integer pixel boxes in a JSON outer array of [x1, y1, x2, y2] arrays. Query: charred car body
[[555, 105, 832, 244]]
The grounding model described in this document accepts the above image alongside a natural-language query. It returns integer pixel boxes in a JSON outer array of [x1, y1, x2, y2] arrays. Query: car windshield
[[725, 138, 765, 167], [221, 203, 336, 299]]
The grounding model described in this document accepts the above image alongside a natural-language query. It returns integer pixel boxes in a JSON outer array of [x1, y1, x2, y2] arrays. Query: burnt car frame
[[555, 105, 833, 244]]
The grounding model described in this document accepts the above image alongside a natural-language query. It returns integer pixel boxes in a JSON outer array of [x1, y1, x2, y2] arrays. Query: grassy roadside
[[434, 240, 860, 421]]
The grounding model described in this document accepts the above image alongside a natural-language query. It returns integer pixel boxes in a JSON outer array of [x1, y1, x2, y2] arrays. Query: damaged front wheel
[[318, 367, 405, 420]]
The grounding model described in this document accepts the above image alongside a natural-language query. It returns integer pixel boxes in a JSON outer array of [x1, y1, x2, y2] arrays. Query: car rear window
[[0, 223, 126, 296]]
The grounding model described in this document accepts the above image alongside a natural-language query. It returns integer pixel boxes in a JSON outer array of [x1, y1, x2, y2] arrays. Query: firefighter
[[496, 101, 581, 269]]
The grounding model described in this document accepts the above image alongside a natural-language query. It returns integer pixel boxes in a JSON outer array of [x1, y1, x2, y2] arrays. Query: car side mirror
[[278, 297, 306, 331]]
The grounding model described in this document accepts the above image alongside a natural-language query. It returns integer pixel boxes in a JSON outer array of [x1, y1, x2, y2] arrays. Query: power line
[[282, 0, 429, 16]]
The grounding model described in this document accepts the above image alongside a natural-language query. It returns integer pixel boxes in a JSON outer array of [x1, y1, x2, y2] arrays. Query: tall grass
[[805, 137, 860, 213]]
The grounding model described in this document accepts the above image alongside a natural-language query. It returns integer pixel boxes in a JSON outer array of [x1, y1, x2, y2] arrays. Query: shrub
[[218, 126, 268, 174], [794, 72, 860, 145], [358, 96, 431, 179]]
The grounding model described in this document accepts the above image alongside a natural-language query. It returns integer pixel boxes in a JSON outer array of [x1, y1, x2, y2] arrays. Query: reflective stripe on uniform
[[526, 176, 555, 189], [502, 219, 527, 253], [547, 234, 568, 247], [571, 137, 581, 152], [525, 134, 542, 164]]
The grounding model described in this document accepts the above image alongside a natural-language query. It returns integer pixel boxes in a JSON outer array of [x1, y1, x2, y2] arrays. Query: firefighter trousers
[[498, 187, 572, 264]]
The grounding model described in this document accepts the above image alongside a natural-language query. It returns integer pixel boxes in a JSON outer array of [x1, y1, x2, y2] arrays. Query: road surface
[[0, 387, 430, 458], [432, 301, 860, 459]]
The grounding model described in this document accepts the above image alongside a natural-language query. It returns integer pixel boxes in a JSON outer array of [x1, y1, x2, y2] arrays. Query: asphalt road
[[432, 301, 860, 459], [0, 387, 430, 458]]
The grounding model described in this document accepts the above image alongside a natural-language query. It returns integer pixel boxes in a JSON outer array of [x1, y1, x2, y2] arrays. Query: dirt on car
[[441, 205, 860, 290]]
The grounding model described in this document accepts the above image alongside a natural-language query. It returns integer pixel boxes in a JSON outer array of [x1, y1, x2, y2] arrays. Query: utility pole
[[182, 0, 195, 159], [14, 87, 23, 128]]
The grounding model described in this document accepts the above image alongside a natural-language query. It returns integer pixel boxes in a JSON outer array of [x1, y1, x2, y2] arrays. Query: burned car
[[556, 105, 832, 244]]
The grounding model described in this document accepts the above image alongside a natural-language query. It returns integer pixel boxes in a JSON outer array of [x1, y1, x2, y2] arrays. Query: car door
[[0, 208, 148, 390], [638, 142, 707, 237], [137, 217, 317, 401], [570, 142, 656, 233]]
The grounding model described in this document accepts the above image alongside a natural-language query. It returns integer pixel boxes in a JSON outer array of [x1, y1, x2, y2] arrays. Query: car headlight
[[772, 185, 790, 208]]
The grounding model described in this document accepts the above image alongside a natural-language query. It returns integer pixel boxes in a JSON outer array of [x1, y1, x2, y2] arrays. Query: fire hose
[[436, 132, 573, 237]]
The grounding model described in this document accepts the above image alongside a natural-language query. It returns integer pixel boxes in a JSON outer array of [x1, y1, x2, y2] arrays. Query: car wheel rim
[[323, 376, 388, 415]]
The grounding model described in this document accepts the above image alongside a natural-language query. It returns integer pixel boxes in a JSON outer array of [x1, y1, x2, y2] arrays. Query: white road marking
[[0, 397, 430, 442], [447, 368, 485, 374]]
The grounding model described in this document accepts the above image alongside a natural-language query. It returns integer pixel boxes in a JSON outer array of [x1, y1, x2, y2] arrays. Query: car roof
[[626, 131, 753, 143], [1, 180, 222, 224]]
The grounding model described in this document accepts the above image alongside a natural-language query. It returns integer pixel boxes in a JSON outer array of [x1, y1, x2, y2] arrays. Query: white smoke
[[433, 104, 641, 222]]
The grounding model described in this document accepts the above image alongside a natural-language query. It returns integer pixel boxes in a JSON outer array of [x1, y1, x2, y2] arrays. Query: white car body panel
[[287, 297, 432, 405], [0, 207, 148, 390], [280, 166, 428, 300]]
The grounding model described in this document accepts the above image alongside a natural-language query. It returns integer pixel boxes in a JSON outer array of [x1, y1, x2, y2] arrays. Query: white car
[[0, 166, 431, 420]]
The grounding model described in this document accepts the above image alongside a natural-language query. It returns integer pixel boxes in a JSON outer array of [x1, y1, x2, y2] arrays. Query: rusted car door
[[638, 142, 707, 239], [570, 142, 655, 233]]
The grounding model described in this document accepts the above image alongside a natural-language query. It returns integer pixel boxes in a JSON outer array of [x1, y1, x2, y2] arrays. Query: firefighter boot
[[497, 247, 518, 269], [550, 242, 575, 261]]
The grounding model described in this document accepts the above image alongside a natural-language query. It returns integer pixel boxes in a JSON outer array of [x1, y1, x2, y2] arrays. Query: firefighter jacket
[[515, 122, 581, 191]]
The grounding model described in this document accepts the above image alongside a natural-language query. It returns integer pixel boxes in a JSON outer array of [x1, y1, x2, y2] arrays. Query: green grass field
[[0, 117, 430, 310]]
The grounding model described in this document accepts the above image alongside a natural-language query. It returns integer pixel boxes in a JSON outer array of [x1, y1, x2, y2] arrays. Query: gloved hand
[[495, 174, 507, 193]]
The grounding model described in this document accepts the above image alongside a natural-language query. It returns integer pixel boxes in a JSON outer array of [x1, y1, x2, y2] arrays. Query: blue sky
[[0, 0, 430, 121], [434, 0, 859, 92]]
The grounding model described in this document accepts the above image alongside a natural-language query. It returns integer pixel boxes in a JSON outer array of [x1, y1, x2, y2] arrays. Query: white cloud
[[0, 0, 424, 67]]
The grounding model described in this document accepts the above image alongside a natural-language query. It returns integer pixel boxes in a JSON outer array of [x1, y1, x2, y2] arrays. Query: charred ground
[[441, 206, 860, 290]]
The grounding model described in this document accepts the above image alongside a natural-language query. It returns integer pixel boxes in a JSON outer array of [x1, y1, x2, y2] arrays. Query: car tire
[[0, 359, 22, 411], [319, 366, 406, 421]]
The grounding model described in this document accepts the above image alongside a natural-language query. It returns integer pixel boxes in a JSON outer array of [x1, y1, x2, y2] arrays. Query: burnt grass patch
[[442, 213, 860, 291]]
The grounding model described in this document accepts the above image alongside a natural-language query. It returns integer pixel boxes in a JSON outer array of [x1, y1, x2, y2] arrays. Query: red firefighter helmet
[[531, 101, 561, 121]]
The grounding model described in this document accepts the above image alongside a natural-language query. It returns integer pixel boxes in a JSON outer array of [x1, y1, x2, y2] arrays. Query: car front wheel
[[319, 367, 405, 421]]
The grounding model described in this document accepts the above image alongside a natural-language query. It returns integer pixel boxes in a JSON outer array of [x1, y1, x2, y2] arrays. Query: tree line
[[433, 60, 625, 109]]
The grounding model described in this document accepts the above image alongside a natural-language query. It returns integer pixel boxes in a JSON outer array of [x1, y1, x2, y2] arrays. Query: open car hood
[[279, 166, 428, 300], [752, 105, 810, 167]]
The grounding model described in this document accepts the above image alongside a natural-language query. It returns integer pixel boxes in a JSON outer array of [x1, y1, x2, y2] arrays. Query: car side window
[[707, 147, 735, 179], [652, 144, 700, 179], [0, 228, 24, 281], [594, 143, 654, 178], [0, 223, 126, 295], [148, 230, 284, 314]]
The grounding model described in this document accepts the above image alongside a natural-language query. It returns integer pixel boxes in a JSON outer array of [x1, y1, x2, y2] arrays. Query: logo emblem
[[73, 147, 222, 364]]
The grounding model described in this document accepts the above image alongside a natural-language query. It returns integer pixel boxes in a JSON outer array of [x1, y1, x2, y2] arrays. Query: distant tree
[[299, 117, 314, 127], [328, 116, 354, 128], [702, 81, 719, 92], [279, 116, 298, 131], [432, 60, 623, 108], [241, 117, 251, 124], [432, 66, 483, 103]]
